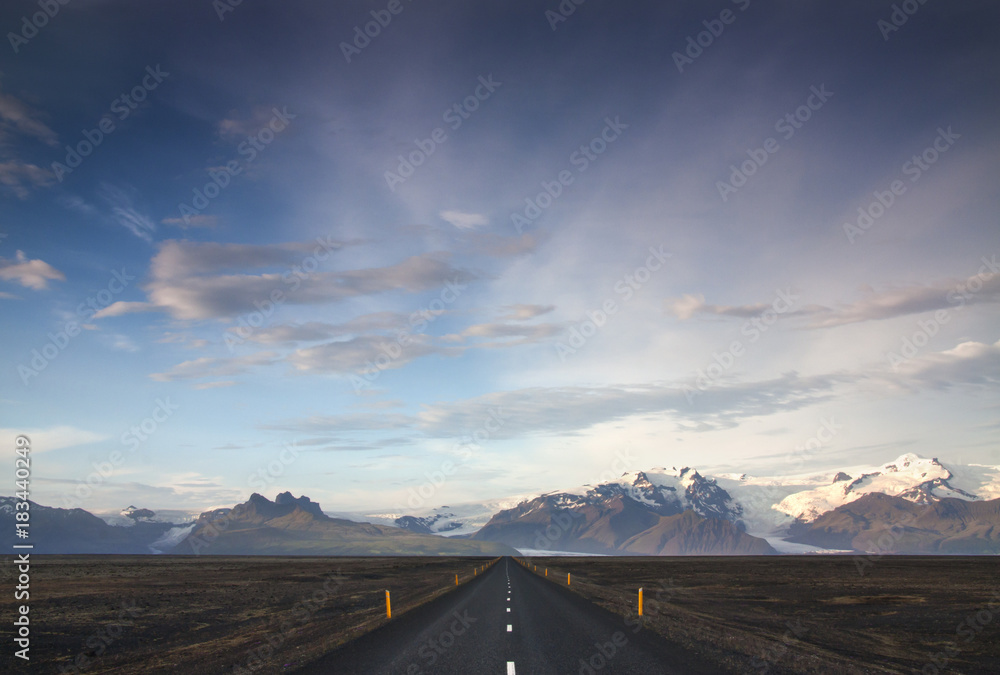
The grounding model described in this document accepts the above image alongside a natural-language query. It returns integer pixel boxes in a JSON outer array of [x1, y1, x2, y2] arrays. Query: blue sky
[[1, 0, 998, 515]]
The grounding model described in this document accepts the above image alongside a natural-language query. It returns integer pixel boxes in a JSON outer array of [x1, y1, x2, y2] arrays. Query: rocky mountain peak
[[231, 492, 327, 521], [121, 505, 156, 521]]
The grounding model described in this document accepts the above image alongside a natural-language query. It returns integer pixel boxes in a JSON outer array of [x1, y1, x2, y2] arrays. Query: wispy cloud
[[459, 232, 538, 258], [416, 373, 843, 439], [668, 265, 1000, 328], [288, 334, 455, 374], [93, 301, 158, 319], [0, 88, 58, 146], [441, 320, 564, 347], [161, 214, 219, 229], [440, 210, 487, 229], [497, 304, 555, 321], [886, 338, 1000, 391], [804, 272, 1000, 329], [666, 293, 774, 320], [95, 239, 475, 321], [260, 332, 1000, 446], [0, 160, 53, 198], [262, 412, 415, 434], [225, 313, 409, 345], [99, 183, 157, 242], [59, 195, 99, 216], [195, 380, 237, 390], [107, 334, 140, 352], [217, 106, 285, 140], [0, 250, 65, 290], [265, 372, 844, 443], [0, 426, 107, 453], [150, 351, 278, 382]]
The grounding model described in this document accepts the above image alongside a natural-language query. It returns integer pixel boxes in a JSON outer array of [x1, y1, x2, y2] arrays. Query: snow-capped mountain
[[96, 506, 203, 528], [709, 454, 1000, 542], [355, 468, 747, 544], [787, 493, 1000, 553], [774, 454, 984, 523], [504, 467, 747, 528], [395, 513, 464, 535], [467, 468, 775, 555], [619, 467, 746, 524], [359, 453, 1000, 554]]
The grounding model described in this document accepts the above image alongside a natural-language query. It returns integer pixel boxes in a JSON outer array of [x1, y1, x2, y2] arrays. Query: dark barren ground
[[1, 555, 997, 674], [0, 555, 497, 674], [521, 555, 1000, 674]]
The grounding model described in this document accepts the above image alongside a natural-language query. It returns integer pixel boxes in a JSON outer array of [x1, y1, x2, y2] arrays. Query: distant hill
[[171, 492, 516, 556], [787, 493, 1000, 553], [619, 511, 776, 555]]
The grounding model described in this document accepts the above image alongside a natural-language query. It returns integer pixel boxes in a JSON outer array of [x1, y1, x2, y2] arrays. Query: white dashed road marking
[[504, 562, 516, 675]]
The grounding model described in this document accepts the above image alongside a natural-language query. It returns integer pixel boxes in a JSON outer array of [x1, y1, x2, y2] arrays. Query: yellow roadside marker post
[[455, 574, 459, 586], [385, 590, 391, 619], [638, 588, 643, 616], [567, 573, 571, 585], [545, 568, 548, 577]]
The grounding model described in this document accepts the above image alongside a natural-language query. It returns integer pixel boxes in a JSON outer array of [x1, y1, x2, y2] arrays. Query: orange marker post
[[638, 587, 644, 616], [385, 590, 391, 619]]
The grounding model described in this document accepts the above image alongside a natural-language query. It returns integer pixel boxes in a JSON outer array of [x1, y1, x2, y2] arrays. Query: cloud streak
[[804, 268, 1000, 329], [0, 89, 58, 146], [99, 183, 157, 242], [150, 351, 278, 382], [668, 261, 1000, 329], [440, 210, 487, 229], [95, 239, 477, 321]]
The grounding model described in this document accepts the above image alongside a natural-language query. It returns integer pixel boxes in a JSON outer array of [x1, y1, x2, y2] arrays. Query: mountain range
[[0, 491, 513, 556], [359, 453, 1000, 555], [4, 453, 998, 556], [170, 491, 513, 556], [0, 497, 181, 554]]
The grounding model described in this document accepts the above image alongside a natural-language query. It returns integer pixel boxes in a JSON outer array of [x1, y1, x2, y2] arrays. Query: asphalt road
[[297, 556, 712, 674]]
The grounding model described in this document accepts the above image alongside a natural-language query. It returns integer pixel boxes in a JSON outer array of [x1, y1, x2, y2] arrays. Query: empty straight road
[[297, 556, 712, 674]]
